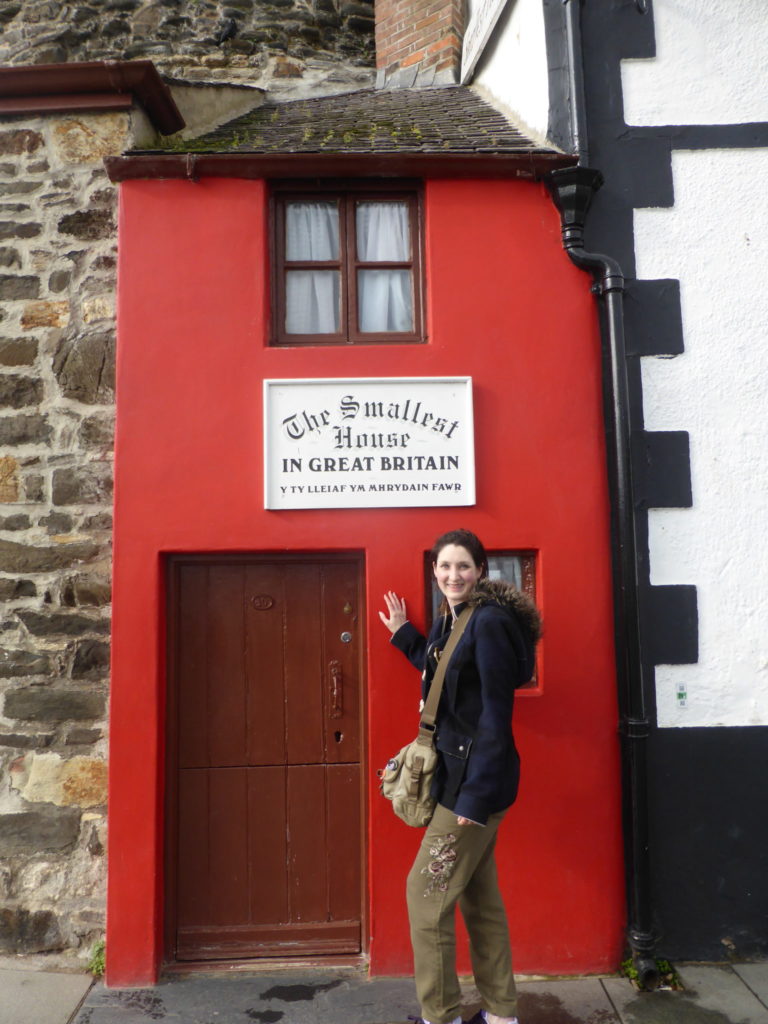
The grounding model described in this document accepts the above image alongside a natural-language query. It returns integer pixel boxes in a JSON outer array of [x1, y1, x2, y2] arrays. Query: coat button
[[459, 745, 464, 751]]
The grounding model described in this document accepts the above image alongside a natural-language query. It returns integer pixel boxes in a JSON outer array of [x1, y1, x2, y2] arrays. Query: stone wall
[[0, 110, 136, 957], [0, 0, 375, 89]]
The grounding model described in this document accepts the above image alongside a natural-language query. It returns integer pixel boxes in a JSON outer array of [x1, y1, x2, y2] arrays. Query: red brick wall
[[375, 0, 465, 80]]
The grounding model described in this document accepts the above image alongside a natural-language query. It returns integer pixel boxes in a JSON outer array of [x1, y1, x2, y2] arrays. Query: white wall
[[637, 151, 768, 727], [625, 0, 768, 727], [622, 0, 768, 126], [471, 0, 550, 145]]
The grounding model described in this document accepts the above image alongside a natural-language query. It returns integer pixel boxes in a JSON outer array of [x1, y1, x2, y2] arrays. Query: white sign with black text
[[460, 0, 509, 83], [264, 377, 475, 509]]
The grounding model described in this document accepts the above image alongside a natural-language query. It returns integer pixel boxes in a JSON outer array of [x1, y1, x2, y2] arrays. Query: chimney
[[375, 0, 466, 88]]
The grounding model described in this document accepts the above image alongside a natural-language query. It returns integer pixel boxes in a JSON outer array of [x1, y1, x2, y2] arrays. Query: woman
[[379, 529, 541, 1024]]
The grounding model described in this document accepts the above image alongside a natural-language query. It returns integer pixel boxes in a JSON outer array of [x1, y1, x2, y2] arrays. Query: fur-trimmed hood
[[467, 578, 543, 646]]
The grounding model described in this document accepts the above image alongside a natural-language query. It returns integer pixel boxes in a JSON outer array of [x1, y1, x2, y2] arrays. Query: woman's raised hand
[[378, 591, 408, 634]]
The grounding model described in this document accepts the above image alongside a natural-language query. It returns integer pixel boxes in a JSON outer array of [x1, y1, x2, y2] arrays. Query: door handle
[[329, 659, 343, 719]]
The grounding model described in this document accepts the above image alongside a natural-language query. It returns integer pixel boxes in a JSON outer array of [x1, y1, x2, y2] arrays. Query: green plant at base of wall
[[88, 939, 106, 978]]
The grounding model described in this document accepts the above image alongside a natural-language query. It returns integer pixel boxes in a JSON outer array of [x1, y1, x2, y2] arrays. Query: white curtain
[[356, 201, 413, 332], [285, 202, 339, 334]]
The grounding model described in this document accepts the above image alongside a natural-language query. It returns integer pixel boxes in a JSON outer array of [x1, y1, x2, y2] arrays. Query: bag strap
[[416, 605, 474, 747]]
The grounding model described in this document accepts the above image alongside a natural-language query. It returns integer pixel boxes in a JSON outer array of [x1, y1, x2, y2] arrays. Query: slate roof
[[172, 86, 556, 156]]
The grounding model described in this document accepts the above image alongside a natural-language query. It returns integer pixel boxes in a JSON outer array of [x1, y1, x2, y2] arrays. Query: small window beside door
[[271, 186, 424, 345]]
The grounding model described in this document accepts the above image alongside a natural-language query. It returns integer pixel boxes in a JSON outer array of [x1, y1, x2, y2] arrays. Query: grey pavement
[[1, 961, 768, 1024]]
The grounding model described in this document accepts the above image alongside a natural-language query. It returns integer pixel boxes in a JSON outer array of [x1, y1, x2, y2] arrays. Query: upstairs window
[[272, 186, 424, 345]]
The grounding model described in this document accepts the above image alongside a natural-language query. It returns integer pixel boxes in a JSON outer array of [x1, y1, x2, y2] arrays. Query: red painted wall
[[107, 176, 624, 985]]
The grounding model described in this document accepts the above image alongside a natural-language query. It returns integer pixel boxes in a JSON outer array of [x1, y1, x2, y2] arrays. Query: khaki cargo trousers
[[407, 803, 518, 1024]]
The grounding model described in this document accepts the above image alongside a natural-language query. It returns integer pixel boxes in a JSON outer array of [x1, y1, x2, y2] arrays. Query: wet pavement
[[2, 960, 768, 1024]]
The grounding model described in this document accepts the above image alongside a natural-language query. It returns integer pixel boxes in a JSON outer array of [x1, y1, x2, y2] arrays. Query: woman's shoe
[[463, 1015, 520, 1024]]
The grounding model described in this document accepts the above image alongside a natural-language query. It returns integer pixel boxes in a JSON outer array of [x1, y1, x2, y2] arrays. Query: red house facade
[[104, 86, 625, 982]]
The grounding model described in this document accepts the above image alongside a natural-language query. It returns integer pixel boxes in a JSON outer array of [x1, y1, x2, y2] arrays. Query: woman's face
[[433, 543, 484, 608]]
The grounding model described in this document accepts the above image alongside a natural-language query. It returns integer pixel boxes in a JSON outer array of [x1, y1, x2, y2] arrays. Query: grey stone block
[[71, 641, 110, 679], [0, 649, 52, 678], [65, 728, 102, 746], [62, 576, 112, 608], [0, 248, 21, 268], [0, 808, 81, 855], [0, 338, 38, 366], [40, 512, 73, 535], [0, 732, 54, 748], [0, 579, 36, 599], [0, 222, 41, 240], [52, 464, 113, 506], [0, 514, 30, 530], [0, 276, 40, 301], [0, 130, 43, 155], [79, 415, 114, 451], [0, 538, 98, 572], [0, 375, 44, 409], [0, 908, 63, 954], [17, 610, 110, 638], [57, 210, 115, 241], [53, 333, 115, 405], [4, 686, 106, 722], [0, 415, 51, 445]]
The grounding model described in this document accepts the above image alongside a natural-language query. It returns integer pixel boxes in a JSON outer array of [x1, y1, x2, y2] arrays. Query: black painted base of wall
[[648, 726, 768, 961]]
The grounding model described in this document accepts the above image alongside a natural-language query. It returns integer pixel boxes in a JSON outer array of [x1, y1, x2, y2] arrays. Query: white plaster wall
[[636, 149, 768, 727], [472, 0, 550, 145], [622, 0, 768, 126]]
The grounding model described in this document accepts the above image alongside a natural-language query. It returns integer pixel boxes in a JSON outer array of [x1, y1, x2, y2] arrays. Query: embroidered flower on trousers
[[421, 833, 457, 896]]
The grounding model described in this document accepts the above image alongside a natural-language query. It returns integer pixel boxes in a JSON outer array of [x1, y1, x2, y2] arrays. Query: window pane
[[286, 270, 340, 334], [487, 555, 523, 588], [286, 202, 339, 261], [356, 201, 410, 261], [358, 269, 413, 332]]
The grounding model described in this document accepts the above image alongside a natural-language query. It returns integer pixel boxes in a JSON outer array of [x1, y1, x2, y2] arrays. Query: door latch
[[329, 659, 343, 719]]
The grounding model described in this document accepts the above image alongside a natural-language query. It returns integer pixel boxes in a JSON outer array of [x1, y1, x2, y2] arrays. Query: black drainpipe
[[544, 162, 658, 984]]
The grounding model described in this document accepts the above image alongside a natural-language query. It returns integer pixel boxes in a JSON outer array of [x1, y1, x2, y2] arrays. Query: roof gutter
[[0, 61, 184, 135], [104, 150, 576, 183]]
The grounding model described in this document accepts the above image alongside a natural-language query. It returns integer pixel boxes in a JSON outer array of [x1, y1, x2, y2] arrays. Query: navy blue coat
[[391, 579, 540, 825]]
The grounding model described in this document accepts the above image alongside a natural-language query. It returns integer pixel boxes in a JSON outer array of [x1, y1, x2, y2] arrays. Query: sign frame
[[263, 376, 476, 510]]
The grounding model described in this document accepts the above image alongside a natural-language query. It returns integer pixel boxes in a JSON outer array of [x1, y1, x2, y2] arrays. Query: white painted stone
[[622, 0, 768, 126], [81, 297, 114, 324], [472, 0, 550, 145], [635, 149, 768, 727]]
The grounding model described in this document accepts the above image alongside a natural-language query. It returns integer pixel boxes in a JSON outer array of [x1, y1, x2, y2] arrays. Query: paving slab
[[75, 971, 420, 1024], [603, 965, 768, 1024], [0, 967, 92, 1024], [516, 978, 620, 1023], [72, 972, 624, 1024], [734, 964, 768, 1008]]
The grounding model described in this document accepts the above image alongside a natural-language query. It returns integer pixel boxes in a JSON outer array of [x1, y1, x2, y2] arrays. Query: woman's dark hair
[[431, 529, 488, 577]]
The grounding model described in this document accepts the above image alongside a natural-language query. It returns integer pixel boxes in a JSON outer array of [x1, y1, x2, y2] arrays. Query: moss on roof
[[148, 86, 556, 156]]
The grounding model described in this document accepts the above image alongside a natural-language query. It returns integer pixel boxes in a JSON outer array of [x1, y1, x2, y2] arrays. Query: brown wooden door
[[166, 555, 363, 962]]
